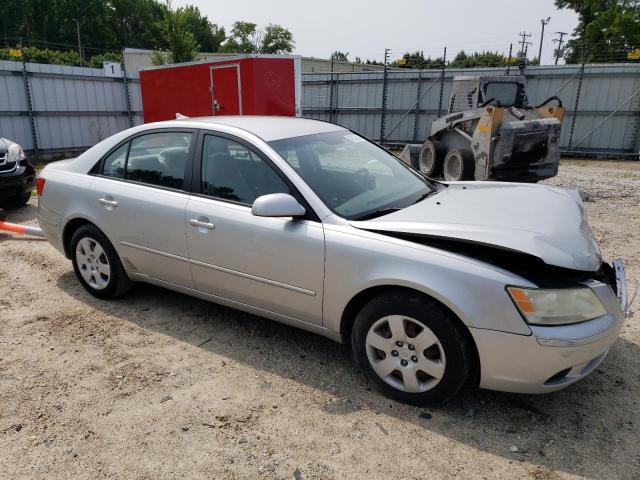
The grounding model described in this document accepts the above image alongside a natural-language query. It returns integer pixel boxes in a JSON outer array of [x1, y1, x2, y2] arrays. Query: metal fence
[[1, 59, 640, 158], [302, 63, 640, 157], [0, 60, 142, 157]]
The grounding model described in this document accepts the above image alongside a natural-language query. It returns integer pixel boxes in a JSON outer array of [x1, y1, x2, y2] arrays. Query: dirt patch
[[0, 159, 638, 479]]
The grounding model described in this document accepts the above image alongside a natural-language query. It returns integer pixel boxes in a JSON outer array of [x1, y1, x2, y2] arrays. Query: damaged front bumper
[[470, 266, 627, 394]]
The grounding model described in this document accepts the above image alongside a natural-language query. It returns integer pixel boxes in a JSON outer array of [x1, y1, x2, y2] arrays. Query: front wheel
[[351, 292, 473, 405], [70, 224, 133, 299]]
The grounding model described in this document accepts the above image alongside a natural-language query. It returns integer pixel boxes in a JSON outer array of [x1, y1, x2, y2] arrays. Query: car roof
[[180, 116, 345, 141]]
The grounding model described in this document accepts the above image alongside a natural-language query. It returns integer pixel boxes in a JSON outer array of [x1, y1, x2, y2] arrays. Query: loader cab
[[447, 76, 527, 113], [479, 77, 527, 108]]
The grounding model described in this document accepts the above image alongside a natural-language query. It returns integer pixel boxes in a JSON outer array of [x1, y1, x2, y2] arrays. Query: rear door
[[210, 64, 241, 115], [90, 129, 196, 287], [185, 131, 325, 324]]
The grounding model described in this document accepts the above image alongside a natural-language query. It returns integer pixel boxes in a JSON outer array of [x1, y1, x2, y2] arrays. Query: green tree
[[392, 51, 445, 69], [223, 21, 294, 54], [180, 5, 226, 52], [448, 50, 511, 68], [555, 0, 640, 63], [331, 51, 349, 62], [154, 3, 200, 64], [260, 24, 294, 54], [222, 21, 260, 53]]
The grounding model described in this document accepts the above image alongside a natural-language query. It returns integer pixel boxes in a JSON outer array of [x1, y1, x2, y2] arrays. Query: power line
[[517, 31, 532, 58], [553, 32, 568, 65]]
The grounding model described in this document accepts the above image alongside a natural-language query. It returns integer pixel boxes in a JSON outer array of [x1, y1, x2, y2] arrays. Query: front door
[[210, 64, 241, 116], [185, 132, 324, 324]]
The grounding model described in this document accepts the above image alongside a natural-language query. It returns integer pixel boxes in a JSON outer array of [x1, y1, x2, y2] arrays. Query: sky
[[173, 0, 580, 65]]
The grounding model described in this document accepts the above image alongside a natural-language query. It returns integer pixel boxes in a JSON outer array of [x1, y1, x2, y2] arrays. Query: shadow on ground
[[53, 270, 640, 478]]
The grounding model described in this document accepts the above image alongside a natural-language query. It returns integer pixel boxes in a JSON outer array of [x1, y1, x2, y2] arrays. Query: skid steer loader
[[400, 75, 565, 182]]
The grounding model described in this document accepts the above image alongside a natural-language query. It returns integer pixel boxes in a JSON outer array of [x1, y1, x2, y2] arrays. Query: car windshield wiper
[[352, 208, 401, 221], [412, 189, 436, 205]]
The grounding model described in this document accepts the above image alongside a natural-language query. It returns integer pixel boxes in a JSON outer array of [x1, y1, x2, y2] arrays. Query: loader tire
[[443, 148, 475, 181], [419, 141, 446, 177]]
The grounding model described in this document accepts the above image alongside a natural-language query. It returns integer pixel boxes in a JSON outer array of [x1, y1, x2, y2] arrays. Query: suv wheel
[[352, 292, 472, 405], [70, 224, 133, 299]]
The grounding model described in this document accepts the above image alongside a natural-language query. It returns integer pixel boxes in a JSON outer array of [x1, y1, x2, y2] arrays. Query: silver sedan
[[37, 116, 628, 404]]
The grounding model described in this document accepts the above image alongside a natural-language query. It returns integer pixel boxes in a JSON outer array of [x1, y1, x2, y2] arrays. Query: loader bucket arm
[[470, 106, 504, 180]]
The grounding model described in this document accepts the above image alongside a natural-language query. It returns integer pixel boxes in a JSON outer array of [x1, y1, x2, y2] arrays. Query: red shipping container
[[139, 55, 302, 123]]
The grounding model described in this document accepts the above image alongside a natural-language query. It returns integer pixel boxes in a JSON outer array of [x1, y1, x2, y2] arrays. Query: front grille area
[[0, 153, 17, 173]]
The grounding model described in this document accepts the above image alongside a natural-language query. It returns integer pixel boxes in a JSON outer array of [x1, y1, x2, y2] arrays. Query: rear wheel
[[351, 292, 472, 405], [419, 141, 445, 177], [70, 224, 133, 299], [443, 148, 475, 181]]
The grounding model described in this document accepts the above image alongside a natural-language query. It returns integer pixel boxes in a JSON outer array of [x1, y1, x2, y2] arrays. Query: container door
[[210, 64, 241, 116]]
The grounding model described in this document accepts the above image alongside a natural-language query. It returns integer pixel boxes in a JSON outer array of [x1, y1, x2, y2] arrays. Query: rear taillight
[[36, 177, 45, 196]]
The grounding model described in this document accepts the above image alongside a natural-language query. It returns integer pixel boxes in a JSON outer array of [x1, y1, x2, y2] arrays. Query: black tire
[[14, 190, 32, 206], [2, 190, 31, 208], [418, 141, 446, 177], [443, 148, 475, 181], [351, 291, 473, 405], [70, 224, 134, 299]]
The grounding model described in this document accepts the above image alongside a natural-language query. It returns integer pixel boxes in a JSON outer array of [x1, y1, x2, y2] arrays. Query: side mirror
[[251, 193, 306, 218]]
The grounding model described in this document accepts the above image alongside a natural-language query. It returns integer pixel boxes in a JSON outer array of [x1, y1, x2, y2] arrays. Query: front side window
[[201, 135, 289, 204], [100, 131, 192, 190], [127, 132, 192, 189], [269, 131, 436, 220]]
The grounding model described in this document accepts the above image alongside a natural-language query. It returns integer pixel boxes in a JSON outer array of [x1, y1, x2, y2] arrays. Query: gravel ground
[[0, 159, 638, 480]]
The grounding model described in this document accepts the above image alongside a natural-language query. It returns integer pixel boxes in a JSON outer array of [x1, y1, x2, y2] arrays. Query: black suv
[[0, 137, 36, 207]]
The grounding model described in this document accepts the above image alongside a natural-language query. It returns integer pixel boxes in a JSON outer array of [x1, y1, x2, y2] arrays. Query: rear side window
[[127, 132, 191, 189], [102, 143, 128, 179], [100, 131, 192, 190]]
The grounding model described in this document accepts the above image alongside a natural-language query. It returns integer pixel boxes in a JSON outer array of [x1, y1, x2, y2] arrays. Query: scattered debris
[[160, 395, 172, 403], [419, 412, 432, 420], [196, 338, 212, 347], [375, 422, 389, 435], [294, 467, 303, 480], [510, 445, 519, 453]]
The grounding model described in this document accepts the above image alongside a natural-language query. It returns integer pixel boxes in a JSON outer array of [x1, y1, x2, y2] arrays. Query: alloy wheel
[[75, 237, 111, 290], [365, 315, 446, 393]]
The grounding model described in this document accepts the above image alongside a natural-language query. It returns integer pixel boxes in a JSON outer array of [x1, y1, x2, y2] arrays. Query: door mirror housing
[[251, 193, 306, 218]]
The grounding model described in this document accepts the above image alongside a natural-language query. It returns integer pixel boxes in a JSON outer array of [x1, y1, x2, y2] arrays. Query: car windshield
[[484, 82, 520, 107], [268, 131, 437, 220]]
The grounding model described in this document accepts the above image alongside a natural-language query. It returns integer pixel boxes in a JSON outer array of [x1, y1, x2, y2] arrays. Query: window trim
[[91, 128, 198, 194], [192, 129, 320, 222]]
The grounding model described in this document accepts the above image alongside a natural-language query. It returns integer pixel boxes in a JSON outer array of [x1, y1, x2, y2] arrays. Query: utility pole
[[538, 17, 550, 65], [518, 31, 532, 58], [553, 31, 568, 65], [73, 18, 83, 67], [380, 48, 391, 142]]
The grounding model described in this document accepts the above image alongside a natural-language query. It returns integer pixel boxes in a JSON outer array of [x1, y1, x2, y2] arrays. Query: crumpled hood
[[349, 182, 602, 272]]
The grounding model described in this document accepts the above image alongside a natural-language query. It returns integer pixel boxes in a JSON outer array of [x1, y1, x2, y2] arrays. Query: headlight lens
[[507, 286, 607, 326], [7, 142, 25, 163]]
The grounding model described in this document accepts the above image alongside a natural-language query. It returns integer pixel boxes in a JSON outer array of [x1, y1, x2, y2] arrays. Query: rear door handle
[[99, 197, 118, 208], [189, 218, 215, 230]]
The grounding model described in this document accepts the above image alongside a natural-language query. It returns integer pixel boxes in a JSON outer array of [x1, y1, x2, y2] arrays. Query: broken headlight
[[507, 286, 606, 326]]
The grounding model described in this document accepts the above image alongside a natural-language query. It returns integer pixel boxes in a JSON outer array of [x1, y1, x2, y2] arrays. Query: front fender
[[322, 225, 534, 336]]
